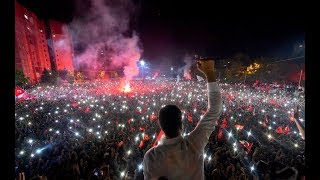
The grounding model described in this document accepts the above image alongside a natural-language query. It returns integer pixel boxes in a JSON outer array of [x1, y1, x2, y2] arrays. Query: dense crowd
[[15, 79, 305, 179]]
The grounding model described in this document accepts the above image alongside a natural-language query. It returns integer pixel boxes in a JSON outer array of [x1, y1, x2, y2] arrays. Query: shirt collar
[[160, 135, 183, 145]]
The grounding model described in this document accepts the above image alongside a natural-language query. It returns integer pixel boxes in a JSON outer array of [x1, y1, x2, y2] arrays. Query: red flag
[[217, 129, 223, 140], [235, 124, 244, 130], [187, 112, 193, 123], [85, 107, 90, 113], [130, 127, 135, 132], [150, 114, 157, 121], [201, 109, 206, 114], [276, 126, 283, 133], [15, 87, 25, 97], [221, 118, 229, 128], [239, 140, 253, 151], [143, 134, 150, 140], [72, 102, 79, 107], [139, 140, 144, 148], [284, 125, 290, 134], [128, 119, 131, 124], [117, 141, 124, 147], [262, 122, 267, 128], [153, 130, 164, 147], [139, 127, 146, 131], [246, 106, 253, 111]]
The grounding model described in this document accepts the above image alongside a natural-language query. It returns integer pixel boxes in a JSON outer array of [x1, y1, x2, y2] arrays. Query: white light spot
[[250, 165, 255, 171]]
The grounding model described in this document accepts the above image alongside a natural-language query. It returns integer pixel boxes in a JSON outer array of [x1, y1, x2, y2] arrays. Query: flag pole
[[298, 69, 303, 88]]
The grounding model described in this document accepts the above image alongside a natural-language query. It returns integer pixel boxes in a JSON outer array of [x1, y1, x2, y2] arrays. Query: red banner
[[15, 87, 25, 97], [284, 125, 290, 134], [153, 130, 164, 147], [276, 126, 283, 133], [139, 141, 144, 148], [221, 118, 229, 128]]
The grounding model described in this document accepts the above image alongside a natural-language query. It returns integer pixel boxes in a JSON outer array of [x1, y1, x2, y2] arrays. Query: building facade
[[15, 0, 74, 83], [15, 0, 51, 83], [49, 20, 74, 72]]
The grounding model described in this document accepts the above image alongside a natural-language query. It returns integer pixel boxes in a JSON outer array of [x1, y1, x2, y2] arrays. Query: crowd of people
[[15, 78, 305, 179]]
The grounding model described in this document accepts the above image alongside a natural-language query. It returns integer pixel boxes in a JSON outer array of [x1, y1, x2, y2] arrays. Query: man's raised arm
[[188, 60, 222, 150]]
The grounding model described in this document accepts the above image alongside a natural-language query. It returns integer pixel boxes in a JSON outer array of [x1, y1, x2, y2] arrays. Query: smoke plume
[[182, 54, 193, 80], [68, 0, 142, 83]]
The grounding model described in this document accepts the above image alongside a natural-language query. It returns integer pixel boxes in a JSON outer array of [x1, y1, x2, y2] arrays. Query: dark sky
[[18, 0, 305, 61]]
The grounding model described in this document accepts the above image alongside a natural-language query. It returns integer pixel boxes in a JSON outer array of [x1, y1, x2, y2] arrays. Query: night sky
[[17, 0, 305, 61]]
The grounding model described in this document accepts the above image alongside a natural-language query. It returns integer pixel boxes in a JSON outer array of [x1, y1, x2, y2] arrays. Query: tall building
[[15, 0, 51, 83], [49, 20, 74, 72], [15, 0, 74, 83]]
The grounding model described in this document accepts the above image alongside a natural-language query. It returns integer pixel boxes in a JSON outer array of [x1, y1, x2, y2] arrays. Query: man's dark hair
[[159, 105, 182, 138]]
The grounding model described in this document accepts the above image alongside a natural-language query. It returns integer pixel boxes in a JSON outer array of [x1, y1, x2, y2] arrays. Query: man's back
[[144, 135, 206, 180], [143, 60, 222, 180]]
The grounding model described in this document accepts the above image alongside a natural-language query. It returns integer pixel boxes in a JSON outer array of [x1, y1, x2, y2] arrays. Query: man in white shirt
[[143, 59, 222, 180]]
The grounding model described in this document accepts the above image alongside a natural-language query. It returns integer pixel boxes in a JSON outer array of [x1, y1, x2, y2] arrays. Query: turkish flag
[[143, 134, 150, 141], [153, 130, 164, 147], [150, 114, 157, 121], [139, 141, 144, 148], [262, 122, 267, 128], [276, 126, 283, 134], [15, 87, 25, 97], [139, 127, 146, 131], [239, 140, 253, 151], [117, 141, 124, 147], [221, 118, 229, 128], [284, 125, 290, 134], [235, 124, 244, 130], [187, 112, 193, 123], [72, 102, 79, 107]]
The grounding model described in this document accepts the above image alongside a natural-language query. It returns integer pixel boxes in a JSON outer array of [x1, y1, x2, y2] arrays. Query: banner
[[15, 87, 25, 97], [153, 130, 164, 147]]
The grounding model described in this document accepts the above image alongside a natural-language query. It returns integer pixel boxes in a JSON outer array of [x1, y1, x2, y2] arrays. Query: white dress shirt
[[143, 82, 222, 180]]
